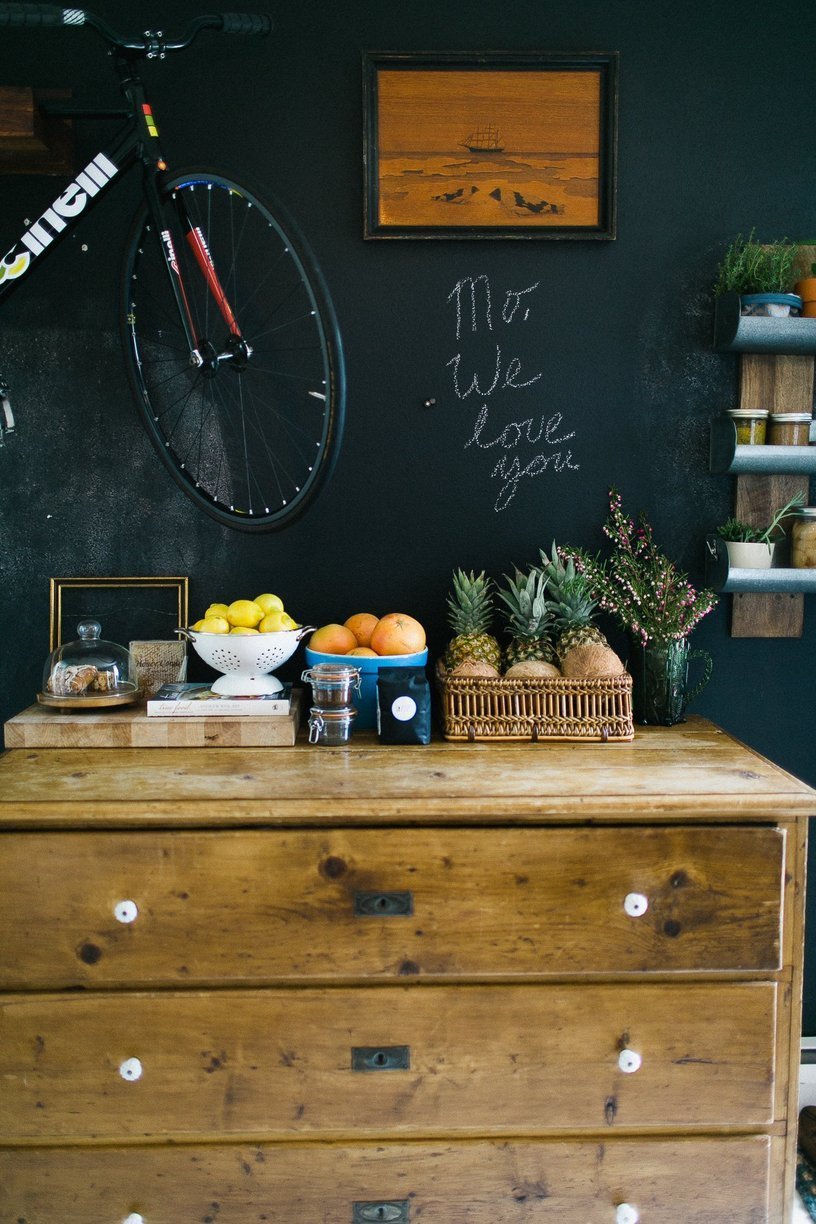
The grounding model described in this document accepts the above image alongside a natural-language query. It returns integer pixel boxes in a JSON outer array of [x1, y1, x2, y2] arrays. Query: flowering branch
[[562, 488, 718, 646]]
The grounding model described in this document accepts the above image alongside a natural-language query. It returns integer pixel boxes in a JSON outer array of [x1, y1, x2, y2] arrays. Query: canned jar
[[308, 705, 357, 745], [768, 413, 813, 446], [791, 509, 816, 568], [301, 663, 362, 708], [726, 408, 768, 445]]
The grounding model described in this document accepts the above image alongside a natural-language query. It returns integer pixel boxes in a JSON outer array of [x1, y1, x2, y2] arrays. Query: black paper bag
[[376, 667, 431, 744]]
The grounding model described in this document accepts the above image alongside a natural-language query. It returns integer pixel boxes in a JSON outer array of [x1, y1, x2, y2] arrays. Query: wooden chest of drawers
[[0, 717, 811, 1222]]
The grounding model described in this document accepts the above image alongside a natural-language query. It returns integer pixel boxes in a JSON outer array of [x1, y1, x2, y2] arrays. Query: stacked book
[[146, 682, 293, 718]]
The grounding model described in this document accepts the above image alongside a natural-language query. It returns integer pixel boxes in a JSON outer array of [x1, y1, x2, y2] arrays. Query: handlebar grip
[[0, 3, 84, 26], [219, 12, 272, 35]]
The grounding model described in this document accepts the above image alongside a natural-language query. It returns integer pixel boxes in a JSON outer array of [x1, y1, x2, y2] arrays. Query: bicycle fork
[[159, 184, 253, 377]]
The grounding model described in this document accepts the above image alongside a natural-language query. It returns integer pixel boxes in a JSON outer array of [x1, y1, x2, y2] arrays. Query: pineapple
[[496, 568, 556, 669], [540, 542, 610, 664], [444, 569, 502, 672]]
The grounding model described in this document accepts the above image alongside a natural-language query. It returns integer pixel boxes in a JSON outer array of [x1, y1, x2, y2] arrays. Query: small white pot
[[724, 539, 778, 569]]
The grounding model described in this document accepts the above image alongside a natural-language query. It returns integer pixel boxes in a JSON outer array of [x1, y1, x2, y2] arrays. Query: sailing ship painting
[[460, 124, 504, 154], [366, 56, 615, 235]]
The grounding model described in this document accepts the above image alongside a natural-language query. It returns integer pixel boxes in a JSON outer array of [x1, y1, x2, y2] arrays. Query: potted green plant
[[714, 230, 801, 316], [716, 492, 806, 568]]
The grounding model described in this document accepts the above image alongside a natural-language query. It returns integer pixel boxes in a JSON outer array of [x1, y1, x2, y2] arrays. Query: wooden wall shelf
[[714, 293, 816, 354], [0, 86, 74, 175]]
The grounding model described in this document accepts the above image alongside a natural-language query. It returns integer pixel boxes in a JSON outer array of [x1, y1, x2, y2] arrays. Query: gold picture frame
[[49, 576, 189, 652], [363, 51, 618, 240]]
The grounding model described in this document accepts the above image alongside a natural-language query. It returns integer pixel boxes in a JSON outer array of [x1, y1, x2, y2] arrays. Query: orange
[[347, 646, 378, 657], [309, 623, 357, 655], [369, 613, 426, 656], [344, 612, 379, 648]]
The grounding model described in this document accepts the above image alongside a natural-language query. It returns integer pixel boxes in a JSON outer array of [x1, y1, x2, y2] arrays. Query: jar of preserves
[[791, 509, 816, 568], [726, 408, 768, 445], [768, 413, 813, 446]]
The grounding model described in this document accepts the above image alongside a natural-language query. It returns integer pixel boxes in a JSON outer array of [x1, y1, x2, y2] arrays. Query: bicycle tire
[[121, 168, 345, 531]]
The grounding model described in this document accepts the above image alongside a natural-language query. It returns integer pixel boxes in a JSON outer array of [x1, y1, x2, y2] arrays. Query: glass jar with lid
[[768, 413, 813, 446], [726, 408, 768, 445], [40, 620, 138, 706], [791, 509, 816, 569]]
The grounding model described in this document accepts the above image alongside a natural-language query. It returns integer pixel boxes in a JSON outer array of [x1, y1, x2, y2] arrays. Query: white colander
[[177, 625, 315, 695]]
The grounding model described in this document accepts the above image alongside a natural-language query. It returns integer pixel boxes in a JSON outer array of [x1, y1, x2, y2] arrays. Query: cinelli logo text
[[0, 152, 118, 284]]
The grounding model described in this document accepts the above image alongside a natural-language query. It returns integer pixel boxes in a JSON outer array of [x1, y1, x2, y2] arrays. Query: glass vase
[[628, 636, 712, 726]]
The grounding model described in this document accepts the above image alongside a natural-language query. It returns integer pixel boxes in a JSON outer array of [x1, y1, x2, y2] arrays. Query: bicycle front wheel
[[122, 170, 345, 530]]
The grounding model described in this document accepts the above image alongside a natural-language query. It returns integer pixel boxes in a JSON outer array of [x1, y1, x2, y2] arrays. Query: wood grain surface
[[0, 718, 813, 827], [0, 824, 784, 988], [3, 689, 303, 748], [0, 1135, 773, 1223], [0, 982, 777, 1142]]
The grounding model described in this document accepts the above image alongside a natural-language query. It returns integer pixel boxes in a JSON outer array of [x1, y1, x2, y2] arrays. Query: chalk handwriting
[[465, 405, 578, 510], [448, 274, 540, 339], [446, 274, 579, 512], [446, 346, 542, 400]]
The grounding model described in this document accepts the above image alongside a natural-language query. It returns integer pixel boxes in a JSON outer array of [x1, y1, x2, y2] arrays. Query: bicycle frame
[[0, 53, 247, 438]]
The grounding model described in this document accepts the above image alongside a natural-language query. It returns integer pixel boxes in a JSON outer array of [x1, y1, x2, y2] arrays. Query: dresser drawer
[[0, 1135, 773, 1222], [0, 982, 776, 1142], [0, 825, 784, 987]]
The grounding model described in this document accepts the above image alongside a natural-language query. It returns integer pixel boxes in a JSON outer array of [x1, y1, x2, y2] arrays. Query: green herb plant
[[713, 230, 798, 296], [716, 491, 806, 545]]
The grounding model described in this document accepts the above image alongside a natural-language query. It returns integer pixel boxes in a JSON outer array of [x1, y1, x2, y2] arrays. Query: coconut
[[560, 643, 625, 679], [450, 659, 501, 678], [504, 660, 562, 679]]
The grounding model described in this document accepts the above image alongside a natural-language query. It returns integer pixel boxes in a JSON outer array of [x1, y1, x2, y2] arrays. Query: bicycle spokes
[[123, 172, 343, 530]]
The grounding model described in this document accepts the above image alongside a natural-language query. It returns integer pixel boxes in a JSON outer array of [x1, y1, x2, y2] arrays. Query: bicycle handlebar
[[0, 5, 272, 53]]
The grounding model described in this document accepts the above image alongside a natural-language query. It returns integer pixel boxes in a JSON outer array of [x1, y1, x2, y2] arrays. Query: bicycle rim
[[122, 170, 345, 530]]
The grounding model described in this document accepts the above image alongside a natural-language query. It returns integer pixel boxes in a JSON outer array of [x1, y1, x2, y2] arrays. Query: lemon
[[280, 612, 299, 629], [191, 619, 206, 631], [199, 615, 230, 634], [226, 599, 264, 628], [255, 593, 284, 615], [258, 610, 289, 633], [230, 625, 260, 635], [205, 602, 230, 618]]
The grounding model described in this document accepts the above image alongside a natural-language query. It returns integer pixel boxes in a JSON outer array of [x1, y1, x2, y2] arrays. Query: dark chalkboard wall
[[1, 0, 815, 1023]]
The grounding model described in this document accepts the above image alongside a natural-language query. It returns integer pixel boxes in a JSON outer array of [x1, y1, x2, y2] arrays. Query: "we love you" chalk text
[[446, 274, 579, 511]]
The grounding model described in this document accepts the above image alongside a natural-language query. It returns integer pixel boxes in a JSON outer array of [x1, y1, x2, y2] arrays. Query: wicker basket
[[437, 663, 634, 743]]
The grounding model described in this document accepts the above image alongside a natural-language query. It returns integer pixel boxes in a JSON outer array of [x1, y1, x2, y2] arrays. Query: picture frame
[[49, 576, 189, 652], [363, 51, 618, 240]]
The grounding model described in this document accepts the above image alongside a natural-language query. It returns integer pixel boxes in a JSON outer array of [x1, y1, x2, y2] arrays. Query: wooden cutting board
[[3, 689, 303, 749]]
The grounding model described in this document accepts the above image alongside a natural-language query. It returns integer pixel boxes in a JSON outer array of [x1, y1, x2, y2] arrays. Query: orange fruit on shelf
[[369, 613, 426, 656], [344, 612, 379, 648], [347, 646, 378, 657], [309, 623, 357, 655]]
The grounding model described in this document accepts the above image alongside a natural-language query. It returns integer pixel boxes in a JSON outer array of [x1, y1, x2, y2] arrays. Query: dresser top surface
[[0, 716, 813, 827]]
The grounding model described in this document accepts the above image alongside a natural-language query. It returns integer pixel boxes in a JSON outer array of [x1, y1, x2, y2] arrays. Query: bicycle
[[0, 4, 345, 531]]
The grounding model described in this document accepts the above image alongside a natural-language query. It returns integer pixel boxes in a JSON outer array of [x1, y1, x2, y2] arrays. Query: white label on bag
[[391, 696, 417, 722]]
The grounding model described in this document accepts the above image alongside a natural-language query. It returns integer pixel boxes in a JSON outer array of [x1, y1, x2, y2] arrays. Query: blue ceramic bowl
[[303, 646, 429, 729]]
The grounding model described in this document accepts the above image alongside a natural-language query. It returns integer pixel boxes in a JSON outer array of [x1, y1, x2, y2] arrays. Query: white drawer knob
[[123, 1215, 146, 1224], [119, 1057, 143, 1082], [618, 1048, 642, 1074], [114, 900, 139, 924], [616, 1205, 639, 1224], [623, 892, 648, 917]]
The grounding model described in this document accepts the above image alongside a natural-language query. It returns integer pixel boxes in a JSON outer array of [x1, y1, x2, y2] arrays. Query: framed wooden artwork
[[49, 576, 189, 651], [363, 51, 618, 240]]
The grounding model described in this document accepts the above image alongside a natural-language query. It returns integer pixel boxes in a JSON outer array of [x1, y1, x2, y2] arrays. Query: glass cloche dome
[[41, 620, 138, 706]]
